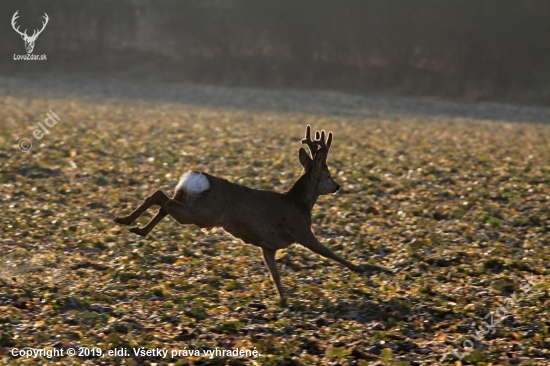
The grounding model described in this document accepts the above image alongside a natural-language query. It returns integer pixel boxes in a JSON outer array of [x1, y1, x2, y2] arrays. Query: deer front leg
[[114, 190, 169, 226], [298, 231, 363, 273], [261, 248, 287, 306]]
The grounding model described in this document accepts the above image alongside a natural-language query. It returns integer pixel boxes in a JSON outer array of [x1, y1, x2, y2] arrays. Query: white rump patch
[[176, 171, 210, 194]]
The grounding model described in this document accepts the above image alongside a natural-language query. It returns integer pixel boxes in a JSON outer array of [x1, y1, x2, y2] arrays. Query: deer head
[[12, 11, 49, 54], [299, 125, 340, 195]]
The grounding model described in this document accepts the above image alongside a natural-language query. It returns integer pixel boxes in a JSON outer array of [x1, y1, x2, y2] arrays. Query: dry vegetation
[[1, 84, 550, 365]]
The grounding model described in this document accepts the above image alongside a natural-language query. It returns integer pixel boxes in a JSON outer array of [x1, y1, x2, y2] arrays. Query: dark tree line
[[2, 0, 550, 103]]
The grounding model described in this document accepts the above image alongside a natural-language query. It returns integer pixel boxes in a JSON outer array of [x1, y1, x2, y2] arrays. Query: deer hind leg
[[260, 248, 287, 306], [114, 190, 169, 226], [129, 198, 195, 237], [298, 232, 363, 273]]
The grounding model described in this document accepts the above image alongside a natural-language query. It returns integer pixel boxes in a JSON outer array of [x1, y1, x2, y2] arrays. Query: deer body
[[173, 172, 312, 251], [114, 126, 363, 304]]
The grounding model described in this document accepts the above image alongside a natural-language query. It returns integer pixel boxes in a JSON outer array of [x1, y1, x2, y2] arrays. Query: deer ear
[[313, 148, 326, 166], [299, 148, 312, 168], [309, 149, 326, 173]]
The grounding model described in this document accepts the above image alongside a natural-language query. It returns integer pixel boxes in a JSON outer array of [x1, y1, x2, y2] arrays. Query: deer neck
[[285, 172, 319, 211]]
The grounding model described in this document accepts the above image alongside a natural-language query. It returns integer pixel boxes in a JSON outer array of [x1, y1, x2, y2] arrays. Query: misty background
[[2, 0, 550, 104]]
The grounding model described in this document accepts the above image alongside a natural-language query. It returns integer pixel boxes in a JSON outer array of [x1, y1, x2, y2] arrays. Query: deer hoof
[[351, 264, 365, 273], [129, 227, 148, 236], [114, 216, 133, 225], [357, 264, 393, 274]]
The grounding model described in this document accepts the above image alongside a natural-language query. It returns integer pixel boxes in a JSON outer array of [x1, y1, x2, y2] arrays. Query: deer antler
[[301, 125, 332, 158], [30, 13, 49, 39], [315, 130, 332, 153], [11, 11, 28, 38], [11, 11, 48, 40], [301, 125, 318, 158]]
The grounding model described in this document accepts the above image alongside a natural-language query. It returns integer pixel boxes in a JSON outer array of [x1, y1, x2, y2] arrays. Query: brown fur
[[114, 125, 363, 305]]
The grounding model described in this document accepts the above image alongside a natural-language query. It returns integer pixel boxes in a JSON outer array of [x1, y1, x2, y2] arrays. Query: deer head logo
[[11, 11, 49, 54]]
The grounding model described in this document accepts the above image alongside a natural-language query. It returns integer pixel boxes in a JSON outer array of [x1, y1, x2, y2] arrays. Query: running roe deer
[[114, 125, 364, 304]]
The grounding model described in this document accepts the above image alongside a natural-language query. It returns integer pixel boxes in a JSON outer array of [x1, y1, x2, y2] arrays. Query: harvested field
[[1, 77, 550, 365]]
